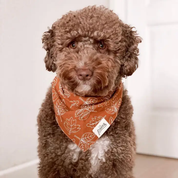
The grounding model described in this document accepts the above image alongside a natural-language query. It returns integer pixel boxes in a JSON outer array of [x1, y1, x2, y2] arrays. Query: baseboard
[[0, 159, 39, 178]]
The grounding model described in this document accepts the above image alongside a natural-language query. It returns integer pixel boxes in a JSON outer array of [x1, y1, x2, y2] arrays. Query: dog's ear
[[42, 28, 57, 72], [120, 24, 142, 77]]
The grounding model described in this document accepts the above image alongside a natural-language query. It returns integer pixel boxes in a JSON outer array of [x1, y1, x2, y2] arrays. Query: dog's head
[[42, 6, 141, 96]]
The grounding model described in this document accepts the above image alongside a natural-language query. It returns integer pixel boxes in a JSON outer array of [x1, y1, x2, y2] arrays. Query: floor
[[2, 154, 177, 178], [133, 154, 178, 178]]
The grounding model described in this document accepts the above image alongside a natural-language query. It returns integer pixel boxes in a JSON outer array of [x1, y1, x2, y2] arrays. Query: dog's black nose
[[77, 68, 93, 81]]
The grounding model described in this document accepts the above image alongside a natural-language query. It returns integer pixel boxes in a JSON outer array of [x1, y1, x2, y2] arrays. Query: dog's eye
[[98, 41, 106, 50], [69, 41, 77, 48]]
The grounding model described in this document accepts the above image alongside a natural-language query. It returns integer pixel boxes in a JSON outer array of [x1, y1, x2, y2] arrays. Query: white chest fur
[[89, 136, 110, 174], [67, 136, 110, 174], [67, 143, 81, 162]]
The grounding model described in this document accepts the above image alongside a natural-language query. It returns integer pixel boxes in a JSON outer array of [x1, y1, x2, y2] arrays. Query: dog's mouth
[[74, 83, 91, 96], [58, 67, 115, 97]]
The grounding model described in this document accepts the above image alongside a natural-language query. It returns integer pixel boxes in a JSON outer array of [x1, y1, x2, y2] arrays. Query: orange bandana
[[52, 76, 123, 152]]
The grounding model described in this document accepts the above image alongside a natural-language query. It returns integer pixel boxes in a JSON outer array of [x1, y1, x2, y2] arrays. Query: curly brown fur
[[38, 5, 141, 178]]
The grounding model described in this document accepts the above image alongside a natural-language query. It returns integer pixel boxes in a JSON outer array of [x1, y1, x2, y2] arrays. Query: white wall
[[0, 0, 109, 177]]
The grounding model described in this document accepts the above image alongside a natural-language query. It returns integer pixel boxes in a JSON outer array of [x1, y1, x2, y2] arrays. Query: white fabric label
[[92, 118, 110, 138]]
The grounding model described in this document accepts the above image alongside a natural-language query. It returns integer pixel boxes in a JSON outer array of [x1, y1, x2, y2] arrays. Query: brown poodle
[[38, 6, 141, 178]]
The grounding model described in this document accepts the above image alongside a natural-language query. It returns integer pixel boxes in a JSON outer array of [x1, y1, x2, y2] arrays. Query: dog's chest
[[68, 136, 110, 173]]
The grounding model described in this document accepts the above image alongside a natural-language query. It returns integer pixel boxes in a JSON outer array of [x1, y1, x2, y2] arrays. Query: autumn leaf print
[[64, 117, 81, 135], [105, 106, 117, 115], [70, 100, 79, 109], [58, 84, 64, 97], [79, 97, 100, 106], [52, 77, 58, 89], [62, 99, 66, 104], [52, 90, 58, 102], [55, 100, 68, 116], [54, 100, 69, 122], [109, 116, 114, 125], [105, 98, 122, 114], [75, 132, 95, 151], [115, 98, 122, 108], [86, 116, 105, 128], [75, 106, 96, 120]]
